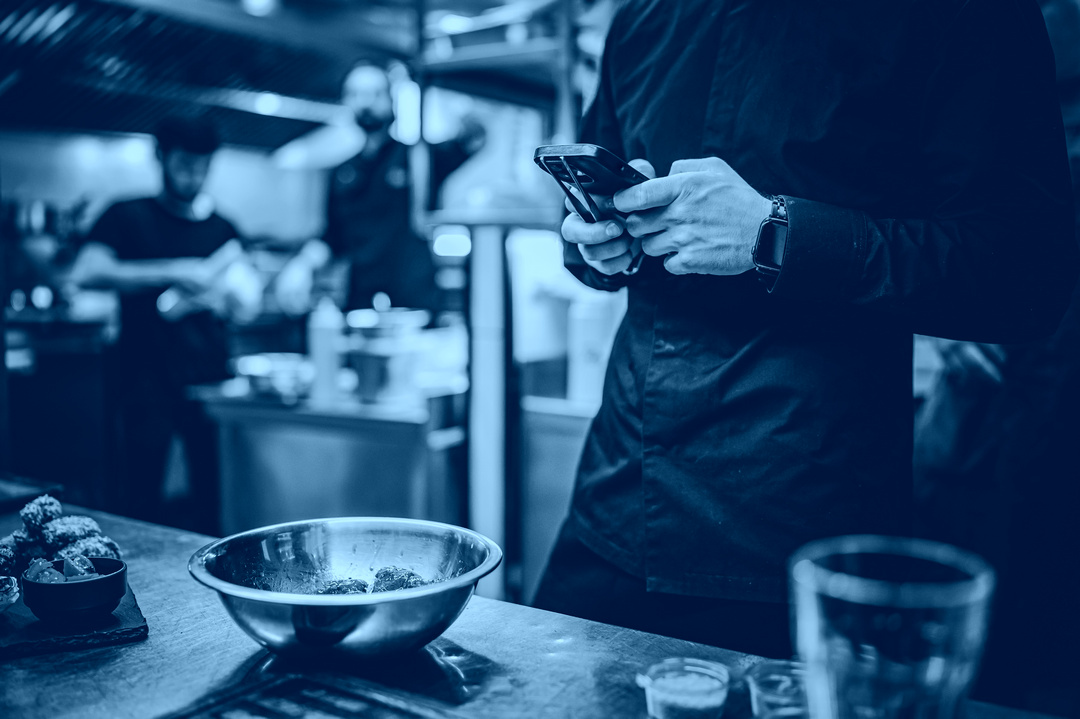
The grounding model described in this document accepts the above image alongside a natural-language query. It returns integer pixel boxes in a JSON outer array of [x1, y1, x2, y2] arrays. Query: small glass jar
[[636, 657, 731, 719]]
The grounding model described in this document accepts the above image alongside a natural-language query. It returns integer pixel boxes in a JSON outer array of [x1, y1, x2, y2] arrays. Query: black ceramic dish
[[21, 558, 127, 624]]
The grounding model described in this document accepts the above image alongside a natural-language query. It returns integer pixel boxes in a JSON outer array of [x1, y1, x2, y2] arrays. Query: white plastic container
[[307, 296, 344, 407], [636, 658, 731, 719]]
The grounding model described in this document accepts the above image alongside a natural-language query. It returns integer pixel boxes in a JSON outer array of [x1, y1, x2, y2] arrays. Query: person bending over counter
[[69, 115, 256, 534]]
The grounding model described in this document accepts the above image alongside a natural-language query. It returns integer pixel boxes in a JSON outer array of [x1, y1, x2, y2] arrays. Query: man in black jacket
[[275, 62, 485, 315], [533, 0, 1078, 659]]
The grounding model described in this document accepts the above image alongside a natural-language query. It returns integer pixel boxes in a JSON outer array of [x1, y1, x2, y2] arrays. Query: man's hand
[[275, 257, 315, 316], [274, 240, 330, 316], [169, 258, 218, 294], [613, 157, 772, 276], [561, 159, 655, 275]]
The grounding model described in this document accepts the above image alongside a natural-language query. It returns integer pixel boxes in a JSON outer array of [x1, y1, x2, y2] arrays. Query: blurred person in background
[[274, 61, 485, 317], [69, 114, 257, 534], [533, 0, 1077, 663], [913, 0, 1080, 713]]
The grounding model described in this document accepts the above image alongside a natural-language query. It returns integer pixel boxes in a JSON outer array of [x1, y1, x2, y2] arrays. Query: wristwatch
[[752, 195, 788, 290]]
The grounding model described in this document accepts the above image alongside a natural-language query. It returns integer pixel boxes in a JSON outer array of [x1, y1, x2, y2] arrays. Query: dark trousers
[[114, 385, 220, 535], [532, 520, 793, 659]]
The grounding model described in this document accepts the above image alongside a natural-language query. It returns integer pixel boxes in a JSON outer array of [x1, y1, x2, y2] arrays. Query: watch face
[[754, 219, 787, 271]]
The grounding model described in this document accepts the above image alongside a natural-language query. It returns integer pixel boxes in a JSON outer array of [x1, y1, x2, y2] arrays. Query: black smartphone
[[534, 144, 649, 223]]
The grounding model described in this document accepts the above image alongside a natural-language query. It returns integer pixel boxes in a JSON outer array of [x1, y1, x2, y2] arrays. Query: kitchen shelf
[[424, 207, 562, 230], [421, 38, 560, 74]]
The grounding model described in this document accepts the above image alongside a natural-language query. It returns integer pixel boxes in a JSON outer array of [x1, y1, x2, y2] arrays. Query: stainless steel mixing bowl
[[188, 517, 502, 658]]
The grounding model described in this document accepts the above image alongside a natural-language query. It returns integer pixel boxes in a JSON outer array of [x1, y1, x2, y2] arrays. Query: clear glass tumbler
[[790, 535, 995, 719]]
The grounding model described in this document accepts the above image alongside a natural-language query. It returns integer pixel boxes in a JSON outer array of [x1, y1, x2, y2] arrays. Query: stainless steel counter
[[193, 384, 467, 535], [0, 508, 1048, 719]]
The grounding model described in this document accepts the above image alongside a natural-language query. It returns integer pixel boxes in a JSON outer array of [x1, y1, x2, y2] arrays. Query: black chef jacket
[[564, 0, 1078, 603], [326, 139, 469, 312], [88, 198, 235, 391]]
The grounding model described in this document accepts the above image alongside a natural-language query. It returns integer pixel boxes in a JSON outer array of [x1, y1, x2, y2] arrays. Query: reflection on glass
[[790, 536, 994, 719]]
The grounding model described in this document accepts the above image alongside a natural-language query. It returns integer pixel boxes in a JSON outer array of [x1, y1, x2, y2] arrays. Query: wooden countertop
[[0, 509, 1054, 719]]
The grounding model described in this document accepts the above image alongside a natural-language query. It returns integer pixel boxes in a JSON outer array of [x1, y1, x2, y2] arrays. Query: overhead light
[[433, 226, 472, 258], [254, 92, 282, 116], [437, 14, 473, 34], [505, 23, 528, 45], [242, 0, 278, 18], [31, 286, 54, 310]]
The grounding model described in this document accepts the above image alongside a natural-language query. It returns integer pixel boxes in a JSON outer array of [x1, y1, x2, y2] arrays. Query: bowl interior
[[199, 519, 497, 597]]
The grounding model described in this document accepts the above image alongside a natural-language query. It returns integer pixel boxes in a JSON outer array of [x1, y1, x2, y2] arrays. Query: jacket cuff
[[768, 196, 866, 300]]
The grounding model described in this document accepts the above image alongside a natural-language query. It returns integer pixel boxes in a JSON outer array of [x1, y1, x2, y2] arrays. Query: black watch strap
[[752, 195, 788, 291]]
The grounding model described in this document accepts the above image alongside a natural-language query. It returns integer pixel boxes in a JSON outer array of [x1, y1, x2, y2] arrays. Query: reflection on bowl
[[188, 517, 502, 659]]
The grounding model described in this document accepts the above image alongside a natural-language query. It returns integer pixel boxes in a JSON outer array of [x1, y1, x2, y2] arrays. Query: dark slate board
[[0, 584, 148, 660]]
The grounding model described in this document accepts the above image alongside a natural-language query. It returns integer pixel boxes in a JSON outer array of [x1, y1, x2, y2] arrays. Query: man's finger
[[624, 207, 672, 238], [663, 253, 689, 275], [592, 252, 633, 275], [565, 192, 618, 220], [613, 176, 682, 213], [580, 237, 631, 262], [562, 213, 624, 245], [628, 158, 657, 179], [670, 157, 729, 175], [641, 232, 678, 258]]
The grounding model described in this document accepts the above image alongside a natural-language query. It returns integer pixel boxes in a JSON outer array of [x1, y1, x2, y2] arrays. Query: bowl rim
[[22, 557, 126, 585], [187, 516, 503, 606]]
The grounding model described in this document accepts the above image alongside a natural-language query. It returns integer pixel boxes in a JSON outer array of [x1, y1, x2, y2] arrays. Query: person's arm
[[70, 204, 222, 293], [69, 242, 209, 293], [560, 11, 637, 294], [767, 0, 1077, 342], [429, 116, 487, 197], [613, 0, 1077, 343]]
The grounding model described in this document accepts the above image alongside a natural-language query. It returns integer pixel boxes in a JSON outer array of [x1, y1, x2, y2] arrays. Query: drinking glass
[[790, 535, 995, 719]]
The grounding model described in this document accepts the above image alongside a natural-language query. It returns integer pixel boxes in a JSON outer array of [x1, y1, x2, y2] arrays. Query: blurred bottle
[[307, 296, 345, 407]]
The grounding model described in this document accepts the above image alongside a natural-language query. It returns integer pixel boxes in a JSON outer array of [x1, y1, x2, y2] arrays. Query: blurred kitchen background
[[2, 0, 1079, 621], [0, 0, 626, 605]]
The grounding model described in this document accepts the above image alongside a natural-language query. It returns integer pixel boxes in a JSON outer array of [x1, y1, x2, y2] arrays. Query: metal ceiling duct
[[0, 0, 392, 148], [0, 0, 560, 149]]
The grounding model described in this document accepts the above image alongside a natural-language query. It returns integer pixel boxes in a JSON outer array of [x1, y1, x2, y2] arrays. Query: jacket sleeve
[[562, 13, 636, 293], [769, 0, 1078, 343]]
